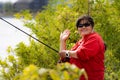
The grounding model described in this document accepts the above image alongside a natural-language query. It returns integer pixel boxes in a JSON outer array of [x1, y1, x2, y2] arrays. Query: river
[[0, 17, 30, 59]]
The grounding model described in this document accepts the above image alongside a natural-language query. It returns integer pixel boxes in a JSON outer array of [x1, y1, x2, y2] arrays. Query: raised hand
[[60, 29, 70, 41]]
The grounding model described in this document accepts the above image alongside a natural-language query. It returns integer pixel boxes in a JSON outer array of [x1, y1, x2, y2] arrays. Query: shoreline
[[0, 13, 15, 18]]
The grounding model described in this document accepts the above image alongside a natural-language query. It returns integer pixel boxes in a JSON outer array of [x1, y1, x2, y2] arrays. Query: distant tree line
[[0, 0, 48, 16]]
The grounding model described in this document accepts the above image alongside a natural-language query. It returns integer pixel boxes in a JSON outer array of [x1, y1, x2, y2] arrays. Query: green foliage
[[0, 0, 120, 80], [14, 41, 57, 68], [105, 50, 120, 80], [0, 54, 24, 80], [19, 64, 40, 80], [18, 63, 88, 80]]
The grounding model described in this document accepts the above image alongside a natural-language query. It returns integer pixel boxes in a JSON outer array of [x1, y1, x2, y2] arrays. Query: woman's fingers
[[59, 50, 66, 58], [60, 29, 70, 41]]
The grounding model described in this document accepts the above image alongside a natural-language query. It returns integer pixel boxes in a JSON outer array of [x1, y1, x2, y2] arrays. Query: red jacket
[[70, 32, 105, 80]]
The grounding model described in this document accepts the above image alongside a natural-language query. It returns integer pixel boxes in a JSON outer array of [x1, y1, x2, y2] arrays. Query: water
[[0, 17, 30, 59]]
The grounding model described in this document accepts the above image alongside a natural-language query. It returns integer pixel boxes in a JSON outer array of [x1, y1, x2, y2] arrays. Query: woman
[[59, 15, 106, 80]]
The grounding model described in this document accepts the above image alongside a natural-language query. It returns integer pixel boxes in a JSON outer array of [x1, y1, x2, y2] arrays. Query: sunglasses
[[77, 23, 91, 28]]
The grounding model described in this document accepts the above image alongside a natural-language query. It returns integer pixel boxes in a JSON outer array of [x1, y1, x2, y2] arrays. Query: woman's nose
[[82, 26, 85, 28]]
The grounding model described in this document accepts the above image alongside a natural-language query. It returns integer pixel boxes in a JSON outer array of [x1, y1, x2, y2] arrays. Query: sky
[[0, 0, 18, 3]]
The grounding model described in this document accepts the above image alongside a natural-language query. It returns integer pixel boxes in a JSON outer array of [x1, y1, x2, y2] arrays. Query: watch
[[65, 51, 70, 58]]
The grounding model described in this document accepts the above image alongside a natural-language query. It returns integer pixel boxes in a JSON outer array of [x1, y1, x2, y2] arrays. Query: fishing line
[[88, 0, 90, 16], [0, 17, 59, 53]]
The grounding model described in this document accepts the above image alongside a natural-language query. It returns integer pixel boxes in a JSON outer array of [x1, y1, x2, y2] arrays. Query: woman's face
[[77, 20, 93, 37]]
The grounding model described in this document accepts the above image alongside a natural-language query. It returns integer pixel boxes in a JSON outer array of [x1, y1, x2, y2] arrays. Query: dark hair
[[76, 15, 94, 28]]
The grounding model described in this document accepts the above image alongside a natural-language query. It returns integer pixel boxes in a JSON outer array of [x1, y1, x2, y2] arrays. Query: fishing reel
[[58, 57, 70, 63]]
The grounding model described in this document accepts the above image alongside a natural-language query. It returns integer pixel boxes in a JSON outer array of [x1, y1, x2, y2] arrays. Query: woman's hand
[[60, 29, 70, 41], [59, 50, 66, 59]]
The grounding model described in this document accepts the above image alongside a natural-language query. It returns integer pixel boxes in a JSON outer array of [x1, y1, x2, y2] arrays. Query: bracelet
[[65, 51, 70, 58]]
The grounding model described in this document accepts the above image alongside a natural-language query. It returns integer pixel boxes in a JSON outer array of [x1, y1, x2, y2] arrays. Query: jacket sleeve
[[76, 36, 100, 61]]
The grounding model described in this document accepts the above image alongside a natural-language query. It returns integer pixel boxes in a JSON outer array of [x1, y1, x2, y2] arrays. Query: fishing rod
[[0, 17, 59, 53]]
